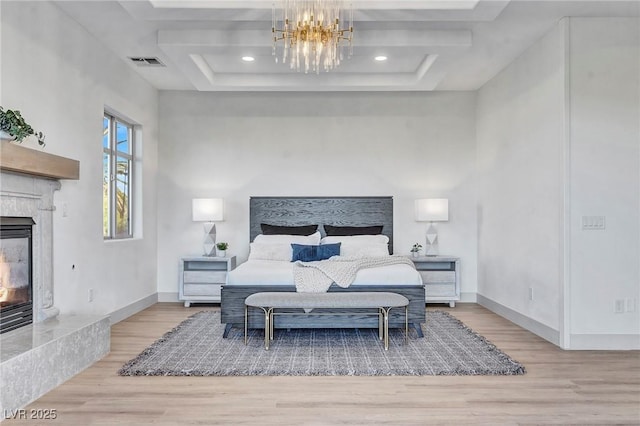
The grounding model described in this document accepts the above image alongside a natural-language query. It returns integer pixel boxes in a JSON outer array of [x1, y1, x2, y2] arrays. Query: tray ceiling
[[53, 0, 639, 92]]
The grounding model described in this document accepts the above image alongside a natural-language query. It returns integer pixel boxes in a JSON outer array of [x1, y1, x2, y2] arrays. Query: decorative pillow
[[291, 243, 341, 262], [247, 242, 292, 261], [321, 234, 389, 245], [255, 231, 321, 245], [324, 224, 383, 236], [339, 242, 389, 258], [261, 223, 318, 236]]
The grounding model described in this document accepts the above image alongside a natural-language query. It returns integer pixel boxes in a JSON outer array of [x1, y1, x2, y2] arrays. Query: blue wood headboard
[[249, 196, 394, 254]]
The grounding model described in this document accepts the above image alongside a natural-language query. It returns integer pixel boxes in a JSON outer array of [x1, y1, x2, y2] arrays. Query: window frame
[[103, 112, 134, 240]]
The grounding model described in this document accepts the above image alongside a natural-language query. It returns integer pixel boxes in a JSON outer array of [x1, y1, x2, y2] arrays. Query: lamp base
[[203, 222, 216, 256], [425, 222, 439, 256]]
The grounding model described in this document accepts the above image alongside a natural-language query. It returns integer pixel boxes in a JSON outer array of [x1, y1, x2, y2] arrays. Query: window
[[103, 112, 134, 239]]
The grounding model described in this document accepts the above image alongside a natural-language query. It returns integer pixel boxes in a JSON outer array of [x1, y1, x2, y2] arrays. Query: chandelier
[[272, 0, 354, 74]]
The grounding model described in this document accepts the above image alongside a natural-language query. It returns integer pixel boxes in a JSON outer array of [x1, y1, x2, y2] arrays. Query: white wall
[[0, 1, 159, 318], [157, 91, 478, 300], [567, 18, 639, 347], [477, 17, 640, 349], [476, 22, 566, 336]]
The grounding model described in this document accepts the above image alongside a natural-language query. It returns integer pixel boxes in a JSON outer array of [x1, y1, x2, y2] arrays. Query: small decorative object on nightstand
[[216, 242, 229, 257], [410, 243, 422, 258], [179, 256, 236, 307], [410, 255, 460, 307]]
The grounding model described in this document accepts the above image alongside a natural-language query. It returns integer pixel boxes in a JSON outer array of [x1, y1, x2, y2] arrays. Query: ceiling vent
[[128, 57, 165, 67]]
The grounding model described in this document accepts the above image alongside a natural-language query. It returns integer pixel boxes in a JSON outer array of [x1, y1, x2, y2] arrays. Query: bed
[[220, 196, 426, 337]]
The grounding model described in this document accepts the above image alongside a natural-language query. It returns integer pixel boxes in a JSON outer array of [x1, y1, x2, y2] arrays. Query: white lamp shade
[[415, 199, 449, 222], [192, 198, 224, 222]]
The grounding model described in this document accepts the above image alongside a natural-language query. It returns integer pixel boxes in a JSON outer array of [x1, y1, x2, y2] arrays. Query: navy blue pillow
[[324, 224, 383, 236], [261, 223, 318, 236], [291, 244, 317, 262], [317, 243, 341, 260], [291, 243, 341, 262]]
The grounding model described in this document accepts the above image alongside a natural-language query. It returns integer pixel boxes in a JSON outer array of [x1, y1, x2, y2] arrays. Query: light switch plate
[[582, 216, 605, 230]]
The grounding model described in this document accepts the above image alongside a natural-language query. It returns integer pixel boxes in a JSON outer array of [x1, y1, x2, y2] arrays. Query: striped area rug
[[118, 311, 525, 376]]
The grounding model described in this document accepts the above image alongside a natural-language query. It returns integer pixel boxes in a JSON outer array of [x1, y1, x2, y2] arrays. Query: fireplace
[[0, 217, 34, 333]]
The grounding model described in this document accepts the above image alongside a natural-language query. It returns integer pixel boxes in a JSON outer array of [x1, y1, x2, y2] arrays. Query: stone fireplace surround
[[1, 172, 59, 323], [0, 158, 109, 417]]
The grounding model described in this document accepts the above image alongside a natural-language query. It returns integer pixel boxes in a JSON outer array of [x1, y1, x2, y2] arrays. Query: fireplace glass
[[0, 217, 34, 333]]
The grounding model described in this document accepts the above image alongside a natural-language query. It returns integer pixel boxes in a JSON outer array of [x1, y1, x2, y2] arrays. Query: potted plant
[[0, 107, 46, 146], [410, 243, 422, 258], [216, 242, 229, 257]]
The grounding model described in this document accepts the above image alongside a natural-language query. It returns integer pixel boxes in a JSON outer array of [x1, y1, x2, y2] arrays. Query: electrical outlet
[[88, 288, 94, 302], [614, 299, 625, 313], [625, 298, 636, 313], [528, 287, 534, 301]]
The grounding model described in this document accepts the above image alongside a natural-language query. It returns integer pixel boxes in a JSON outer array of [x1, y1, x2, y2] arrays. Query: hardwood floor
[[6, 303, 639, 425]]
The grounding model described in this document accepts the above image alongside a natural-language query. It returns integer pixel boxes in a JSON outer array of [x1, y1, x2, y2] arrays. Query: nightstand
[[410, 256, 460, 307], [179, 256, 236, 307]]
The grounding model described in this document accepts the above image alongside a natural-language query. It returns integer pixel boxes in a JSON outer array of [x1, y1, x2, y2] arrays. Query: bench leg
[[270, 309, 274, 341], [378, 308, 383, 340], [381, 307, 391, 350], [245, 305, 271, 347], [265, 308, 273, 350], [378, 306, 411, 349], [253, 307, 272, 350]]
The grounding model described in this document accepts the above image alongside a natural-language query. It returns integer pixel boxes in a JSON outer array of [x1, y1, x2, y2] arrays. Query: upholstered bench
[[244, 291, 410, 350]]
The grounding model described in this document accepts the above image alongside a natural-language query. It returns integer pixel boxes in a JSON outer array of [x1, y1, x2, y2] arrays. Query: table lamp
[[415, 198, 448, 256], [192, 198, 224, 256]]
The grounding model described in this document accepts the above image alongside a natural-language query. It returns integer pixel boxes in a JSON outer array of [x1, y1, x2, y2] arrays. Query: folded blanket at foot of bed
[[292, 255, 416, 293]]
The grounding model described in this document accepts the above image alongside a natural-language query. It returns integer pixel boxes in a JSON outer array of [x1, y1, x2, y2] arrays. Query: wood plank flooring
[[5, 303, 639, 425]]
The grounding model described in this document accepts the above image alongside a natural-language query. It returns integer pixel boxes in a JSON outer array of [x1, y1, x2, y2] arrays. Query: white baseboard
[[158, 292, 179, 303], [109, 293, 158, 324], [569, 333, 640, 350], [476, 294, 560, 346]]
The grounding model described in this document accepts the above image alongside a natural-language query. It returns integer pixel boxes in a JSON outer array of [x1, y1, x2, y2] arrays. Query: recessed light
[[374, 56, 387, 62], [242, 56, 255, 62]]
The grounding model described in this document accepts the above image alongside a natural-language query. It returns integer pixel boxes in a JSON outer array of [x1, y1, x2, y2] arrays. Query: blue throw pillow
[[317, 243, 341, 260], [291, 243, 341, 262], [291, 244, 317, 262]]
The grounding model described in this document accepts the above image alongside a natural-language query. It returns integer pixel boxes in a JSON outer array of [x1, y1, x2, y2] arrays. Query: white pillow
[[254, 231, 321, 245], [339, 242, 390, 258], [320, 234, 389, 245], [247, 243, 292, 261]]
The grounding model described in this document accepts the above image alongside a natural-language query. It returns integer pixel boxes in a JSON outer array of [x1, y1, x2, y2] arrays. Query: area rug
[[118, 311, 525, 376]]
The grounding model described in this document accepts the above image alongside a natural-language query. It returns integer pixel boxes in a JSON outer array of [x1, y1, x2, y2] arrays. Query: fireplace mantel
[[0, 140, 79, 180]]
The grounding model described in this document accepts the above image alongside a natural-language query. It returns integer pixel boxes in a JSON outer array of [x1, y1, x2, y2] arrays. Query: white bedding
[[226, 259, 423, 287]]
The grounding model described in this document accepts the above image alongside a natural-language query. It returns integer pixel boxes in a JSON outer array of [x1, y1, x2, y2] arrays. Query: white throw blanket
[[292, 255, 416, 293]]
